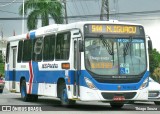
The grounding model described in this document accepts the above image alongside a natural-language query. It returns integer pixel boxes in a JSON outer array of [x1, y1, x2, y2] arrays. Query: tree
[[0, 54, 3, 63], [149, 49, 160, 82], [19, 0, 64, 31], [0, 54, 4, 76], [153, 67, 160, 83]]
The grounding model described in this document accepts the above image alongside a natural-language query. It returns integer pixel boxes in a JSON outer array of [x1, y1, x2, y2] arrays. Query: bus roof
[[7, 20, 142, 42]]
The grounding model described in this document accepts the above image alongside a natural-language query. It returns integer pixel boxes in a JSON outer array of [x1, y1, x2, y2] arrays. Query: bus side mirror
[[148, 40, 152, 50], [79, 40, 84, 52]]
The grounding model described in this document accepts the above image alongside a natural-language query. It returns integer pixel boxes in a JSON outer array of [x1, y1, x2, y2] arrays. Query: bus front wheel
[[110, 102, 124, 108], [60, 82, 75, 107], [0, 89, 3, 93], [154, 101, 160, 105]]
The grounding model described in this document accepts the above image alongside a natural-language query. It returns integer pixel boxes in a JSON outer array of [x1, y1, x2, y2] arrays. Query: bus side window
[[43, 35, 55, 61], [55, 32, 70, 60], [6, 42, 10, 63], [32, 37, 43, 61], [43, 39, 49, 60], [17, 40, 23, 63], [74, 40, 77, 69], [55, 34, 62, 59], [49, 35, 55, 60], [22, 39, 33, 62]]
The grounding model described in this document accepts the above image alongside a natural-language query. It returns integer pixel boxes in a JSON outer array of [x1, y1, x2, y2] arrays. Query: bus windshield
[[85, 37, 147, 76]]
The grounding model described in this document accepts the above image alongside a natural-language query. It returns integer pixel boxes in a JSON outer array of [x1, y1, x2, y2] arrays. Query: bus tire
[[154, 101, 160, 105], [0, 89, 3, 93], [20, 79, 30, 102], [30, 95, 38, 102], [110, 102, 124, 108], [60, 82, 75, 107]]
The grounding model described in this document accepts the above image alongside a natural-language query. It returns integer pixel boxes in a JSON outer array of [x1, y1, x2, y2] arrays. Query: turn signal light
[[62, 63, 70, 69]]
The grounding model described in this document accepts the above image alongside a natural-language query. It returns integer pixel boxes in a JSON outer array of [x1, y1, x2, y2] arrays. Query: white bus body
[[5, 21, 150, 108]]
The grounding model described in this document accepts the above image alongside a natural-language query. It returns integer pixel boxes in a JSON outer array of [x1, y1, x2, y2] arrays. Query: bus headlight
[[139, 78, 149, 90], [84, 77, 97, 90]]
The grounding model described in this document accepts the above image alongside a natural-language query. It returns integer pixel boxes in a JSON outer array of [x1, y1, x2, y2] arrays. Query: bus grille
[[101, 92, 136, 99], [94, 77, 141, 83]]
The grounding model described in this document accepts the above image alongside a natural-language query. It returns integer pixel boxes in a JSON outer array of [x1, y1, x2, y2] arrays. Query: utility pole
[[63, 0, 68, 24], [105, 0, 109, 20], [100, 0, 109, 21], [100, 0, 105, 21], [22, 0, 25, 34]]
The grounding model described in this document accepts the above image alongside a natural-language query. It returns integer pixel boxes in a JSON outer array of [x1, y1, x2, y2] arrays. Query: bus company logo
[[112, 76, 127, 78], [117, 85, 121, 90], [2, 106, 12, 111], [42, 63, 58, 69]]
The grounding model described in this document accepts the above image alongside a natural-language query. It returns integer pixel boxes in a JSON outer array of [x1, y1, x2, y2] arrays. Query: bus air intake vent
[[101, 92, 136, 99]]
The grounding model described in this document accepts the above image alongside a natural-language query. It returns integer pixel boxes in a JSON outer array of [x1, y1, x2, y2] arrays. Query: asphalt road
[[0, 87, 160, 114]]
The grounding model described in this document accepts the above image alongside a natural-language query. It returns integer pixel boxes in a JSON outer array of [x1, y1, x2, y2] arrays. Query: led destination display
[[85, 24, 144, 35]]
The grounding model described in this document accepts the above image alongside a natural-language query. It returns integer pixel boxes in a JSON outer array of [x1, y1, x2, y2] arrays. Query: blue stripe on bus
[[5, 70, 149, 91], [6, 70, 65, 83], [30, 32, 35, 39], [32, 83, 39, 95]]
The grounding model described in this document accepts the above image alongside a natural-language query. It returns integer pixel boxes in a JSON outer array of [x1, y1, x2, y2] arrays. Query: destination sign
[[85, 24, 144, 35], [91, 62, 113, 69]]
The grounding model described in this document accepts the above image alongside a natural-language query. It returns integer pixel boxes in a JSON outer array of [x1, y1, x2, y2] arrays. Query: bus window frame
[[55, 31, 71, 61]]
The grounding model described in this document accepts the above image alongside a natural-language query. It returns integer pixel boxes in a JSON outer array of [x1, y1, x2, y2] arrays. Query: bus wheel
[[0, 89, 3, 93], [110, 102, 124, 108], [20, 80, 29, 102], [30, 95, 38, 102], [60, 83, 75, 107], [154, 101, 160, 105]]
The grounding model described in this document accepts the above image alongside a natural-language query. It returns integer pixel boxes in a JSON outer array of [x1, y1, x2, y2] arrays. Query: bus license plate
[[113, 96, 125, 101]]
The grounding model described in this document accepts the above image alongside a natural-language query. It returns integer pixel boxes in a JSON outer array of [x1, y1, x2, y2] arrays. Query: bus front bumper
[[78, 86, 148, 102]]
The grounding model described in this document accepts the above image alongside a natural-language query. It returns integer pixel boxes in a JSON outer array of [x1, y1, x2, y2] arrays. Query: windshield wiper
[[123, 36, 133, 63], [100, 35, 114, 55], [100, 35, 115, 65]]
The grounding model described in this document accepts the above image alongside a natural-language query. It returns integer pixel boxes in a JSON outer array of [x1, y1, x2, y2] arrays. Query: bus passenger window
[[22, 39, 32, 62], [43, 35, 55, 61], [55, 32, 70, 60], [17, 40, 23, 63]]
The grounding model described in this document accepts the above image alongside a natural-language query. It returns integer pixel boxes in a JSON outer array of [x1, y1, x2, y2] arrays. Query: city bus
[[5, 21, 152, 108]]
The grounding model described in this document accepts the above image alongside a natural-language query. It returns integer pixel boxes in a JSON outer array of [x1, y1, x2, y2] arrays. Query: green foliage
[[0, 55, 3, 63], [0, 54, 4, 76], [0, 63, 4, 76], [153, 68, 160, 83], [149, 49, 160, 74], [19, 0, 64, 31], [149, 49, 160, 82]]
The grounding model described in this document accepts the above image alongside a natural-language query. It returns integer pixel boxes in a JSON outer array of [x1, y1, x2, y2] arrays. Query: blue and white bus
[[5, 21, 152, 108]]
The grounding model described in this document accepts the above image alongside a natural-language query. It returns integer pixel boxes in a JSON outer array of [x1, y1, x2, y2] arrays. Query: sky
[[0, 0, 160, 52]]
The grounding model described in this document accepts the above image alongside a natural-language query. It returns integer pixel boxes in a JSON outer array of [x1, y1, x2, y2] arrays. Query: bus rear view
[[81, 23, 149, 108]]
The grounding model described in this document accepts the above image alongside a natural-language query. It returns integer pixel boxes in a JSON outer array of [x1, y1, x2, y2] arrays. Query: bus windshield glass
[[84, 37, 147, 76]]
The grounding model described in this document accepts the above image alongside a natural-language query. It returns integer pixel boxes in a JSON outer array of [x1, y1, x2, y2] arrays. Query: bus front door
[[73, 38, 81, 98]]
